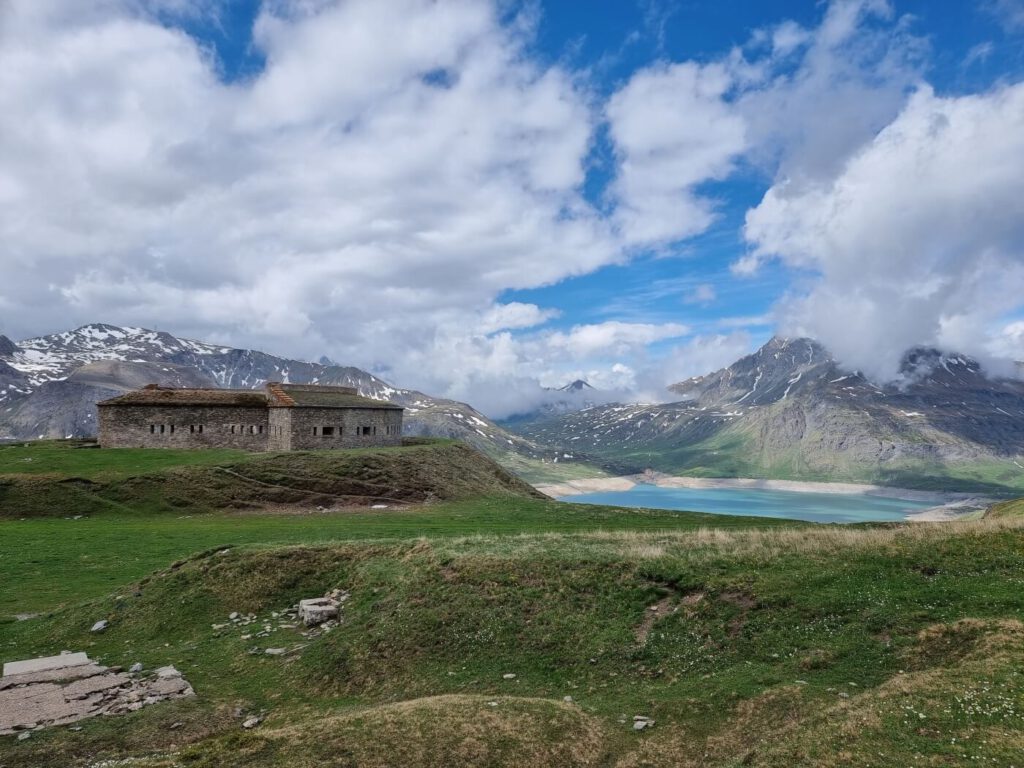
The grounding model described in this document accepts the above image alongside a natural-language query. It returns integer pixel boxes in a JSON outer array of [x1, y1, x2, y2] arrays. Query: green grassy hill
[[0, 439, 543, 518], [3, 439, 1024, 766], [4, 519, 1024, 766]]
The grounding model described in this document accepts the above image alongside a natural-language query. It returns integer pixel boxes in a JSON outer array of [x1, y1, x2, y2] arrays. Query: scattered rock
[[17, 732, 30, 741], [502, 673, 516, 680], [371, 504, 388, 509], [242, 716, 262, 729], [129, 663, 143, 674], [169, 721, 183, 730], [229, 612, 239, 620], [264, 648, 287, 656], [155, 666, 182, 679], [89, 620, 109, 633], [563, 696, 574, 703]]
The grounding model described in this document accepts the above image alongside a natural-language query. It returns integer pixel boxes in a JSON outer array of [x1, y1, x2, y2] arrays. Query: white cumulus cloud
[[746, 82, 1024, 379]]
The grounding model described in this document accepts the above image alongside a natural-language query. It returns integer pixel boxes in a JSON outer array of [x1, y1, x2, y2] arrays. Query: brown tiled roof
[[98, 387, 268, 408], [267, 382, 403, 410], [98, 383, 402, 411]]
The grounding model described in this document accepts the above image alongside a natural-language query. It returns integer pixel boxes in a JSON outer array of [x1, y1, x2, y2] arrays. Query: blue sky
[[1, 0, 1023, 415]]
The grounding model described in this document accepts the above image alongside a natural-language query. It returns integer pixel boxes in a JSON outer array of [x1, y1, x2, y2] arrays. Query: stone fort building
[[98, 383, 403, 451]]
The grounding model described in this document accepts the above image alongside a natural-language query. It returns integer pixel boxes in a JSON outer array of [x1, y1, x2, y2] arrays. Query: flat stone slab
[[0, 663, 109, 691], [0, 655, 194, 735], [3, 652, 90, 677]]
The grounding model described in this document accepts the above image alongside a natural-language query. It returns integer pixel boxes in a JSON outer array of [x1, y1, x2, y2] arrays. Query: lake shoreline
[[536, 472, 994, 523]]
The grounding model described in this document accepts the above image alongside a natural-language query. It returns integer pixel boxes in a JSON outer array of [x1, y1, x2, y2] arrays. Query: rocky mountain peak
[[898, 347, 985, 385], [558, 379, 594, 392], [669, 336, 838, 407], [0, 335, 19, 357]]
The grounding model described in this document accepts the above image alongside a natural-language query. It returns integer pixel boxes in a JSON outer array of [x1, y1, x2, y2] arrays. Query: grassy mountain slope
[[3, 517, 1024, 766]]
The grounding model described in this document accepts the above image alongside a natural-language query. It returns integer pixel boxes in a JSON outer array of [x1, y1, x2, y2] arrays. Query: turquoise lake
[[560, 484, 936, 524]]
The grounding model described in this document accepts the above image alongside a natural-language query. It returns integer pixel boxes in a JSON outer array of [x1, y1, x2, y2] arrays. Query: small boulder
[[298, 597, 339, 627], [129, 662, 143, 674], [502, 673, 516, 680], [264, 648, 286, 656], [242, 716, 262, 729], [633, 715, 655, 731], [90, 620, 109, 633]]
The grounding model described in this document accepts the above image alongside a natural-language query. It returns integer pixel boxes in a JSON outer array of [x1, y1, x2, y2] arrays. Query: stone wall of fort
[[267, 407, 292, 452], [284, 406, 403, 451], [98, 404, 270, 450]]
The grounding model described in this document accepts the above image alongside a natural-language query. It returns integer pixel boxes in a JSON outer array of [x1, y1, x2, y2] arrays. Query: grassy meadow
[[2, 440, 1024, 766]]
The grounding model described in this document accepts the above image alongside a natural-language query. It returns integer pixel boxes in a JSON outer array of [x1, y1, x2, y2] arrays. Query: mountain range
[[4, 326, 1023, 493], [0, 324, 547, 465], [510, 337, 1024, 494]]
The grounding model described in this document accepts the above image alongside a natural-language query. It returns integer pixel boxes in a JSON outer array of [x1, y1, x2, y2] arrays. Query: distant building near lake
[[98, 383, 403, 451]]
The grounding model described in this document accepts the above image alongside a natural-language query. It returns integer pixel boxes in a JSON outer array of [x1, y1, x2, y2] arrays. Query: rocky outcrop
[[0, 653, 194, 735], [0, 335, 19, 357]]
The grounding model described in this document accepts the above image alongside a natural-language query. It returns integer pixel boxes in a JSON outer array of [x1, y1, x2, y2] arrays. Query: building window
[[321, 426, 334, 437], [312, 426, 318, 436], [198, 425, 204, 434], [230, 425, 235, 434], [149, 424, 155, 434], [159, 425, 165, 435], [360, 426, 372, 436]]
